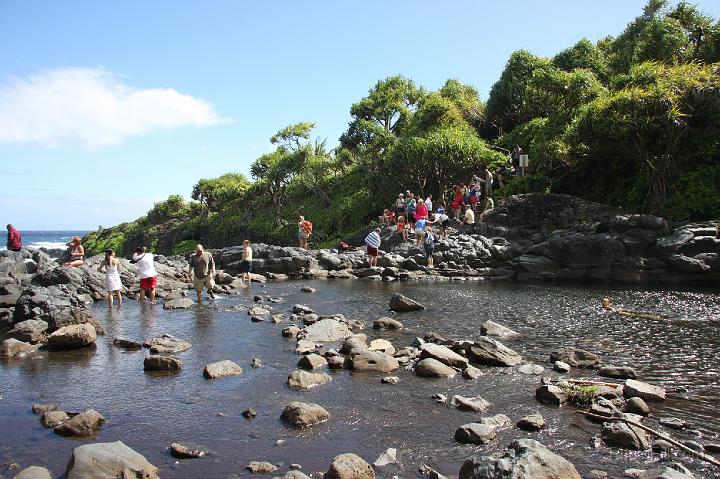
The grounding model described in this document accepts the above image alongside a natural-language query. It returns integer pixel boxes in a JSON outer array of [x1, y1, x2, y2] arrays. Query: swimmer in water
[[601, 297, 663, 321]]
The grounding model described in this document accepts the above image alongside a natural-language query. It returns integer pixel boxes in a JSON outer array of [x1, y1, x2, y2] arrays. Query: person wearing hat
[[395, 193, 405, 217], [428, 207, 450, 237]]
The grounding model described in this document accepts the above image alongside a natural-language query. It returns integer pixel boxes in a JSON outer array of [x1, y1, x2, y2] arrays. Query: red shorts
[[367, 245, 378, 257], [470, 195, 479, 204], [140, 276, 157, 290]]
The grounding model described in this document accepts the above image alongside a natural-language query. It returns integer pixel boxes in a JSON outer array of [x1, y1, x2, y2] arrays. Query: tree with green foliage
[[191, 173, 251, 215]]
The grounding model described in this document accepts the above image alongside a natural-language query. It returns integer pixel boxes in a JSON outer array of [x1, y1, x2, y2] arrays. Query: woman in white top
[[98, 248, 123, 307], [132, 247, 157, 303]]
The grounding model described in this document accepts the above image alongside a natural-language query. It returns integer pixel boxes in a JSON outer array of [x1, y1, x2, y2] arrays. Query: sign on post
[[519, 154, 529, 177]]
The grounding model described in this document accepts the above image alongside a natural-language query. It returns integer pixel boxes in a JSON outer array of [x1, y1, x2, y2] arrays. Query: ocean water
[[0, 230, 90, 251]]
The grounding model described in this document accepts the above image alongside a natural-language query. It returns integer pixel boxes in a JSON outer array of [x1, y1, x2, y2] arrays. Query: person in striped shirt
[[365, 228, 381, 267]]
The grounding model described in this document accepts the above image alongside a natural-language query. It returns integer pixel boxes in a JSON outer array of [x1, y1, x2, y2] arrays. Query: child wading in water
[[98, 248, 122, 308]]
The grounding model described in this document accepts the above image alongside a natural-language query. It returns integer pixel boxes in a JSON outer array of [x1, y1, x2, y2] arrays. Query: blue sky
[[2, 1, 719, 230]]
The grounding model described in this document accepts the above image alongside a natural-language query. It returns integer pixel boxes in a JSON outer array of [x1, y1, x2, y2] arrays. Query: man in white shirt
[[132, 247, 157, 303]]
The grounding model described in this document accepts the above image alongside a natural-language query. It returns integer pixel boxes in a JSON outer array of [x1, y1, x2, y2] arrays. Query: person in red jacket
[[6, 224, 22, 251]]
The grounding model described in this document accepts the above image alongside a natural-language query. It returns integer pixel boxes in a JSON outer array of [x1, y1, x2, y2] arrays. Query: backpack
[[303, 220, 313, 234], [425, 231, 435, 246]]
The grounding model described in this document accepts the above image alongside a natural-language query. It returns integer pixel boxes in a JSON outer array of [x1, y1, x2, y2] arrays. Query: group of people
[[5, 224, 258, 308]]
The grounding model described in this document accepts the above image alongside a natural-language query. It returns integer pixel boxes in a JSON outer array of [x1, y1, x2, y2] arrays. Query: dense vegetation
[[84, 0, 720, 256]]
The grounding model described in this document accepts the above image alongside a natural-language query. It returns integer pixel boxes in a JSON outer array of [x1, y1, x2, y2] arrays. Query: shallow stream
[[1, 280, 719, 478]]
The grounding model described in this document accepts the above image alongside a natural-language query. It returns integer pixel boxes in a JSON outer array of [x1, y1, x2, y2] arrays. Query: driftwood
[[578, 411, 720, 468]]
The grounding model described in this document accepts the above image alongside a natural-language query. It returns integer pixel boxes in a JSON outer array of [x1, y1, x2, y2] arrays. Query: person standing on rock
[[422, 226, 437, 268], [365, 228, 381, 267], [188, 244, 216, 303], [432, 208, 450, 237], [63, 236, 84, 267], [414, 217, 428, 246], [98, 249, 123, 308], [239, 239, 253, 286], [6, 224, 22, 252], [395, 193, 405, 217], [298, 215, 312, 250], [425, 194, 433, 214], [132, 246, 157, 303]]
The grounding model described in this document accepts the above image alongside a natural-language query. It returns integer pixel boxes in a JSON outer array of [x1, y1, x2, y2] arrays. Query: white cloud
[[0, 67, 227, 148]]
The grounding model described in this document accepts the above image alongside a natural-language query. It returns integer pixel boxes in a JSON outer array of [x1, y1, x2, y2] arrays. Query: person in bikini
[[63, 236, 84, 267]]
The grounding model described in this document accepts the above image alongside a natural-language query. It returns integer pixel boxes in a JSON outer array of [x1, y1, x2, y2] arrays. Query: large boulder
[[388, 293, 425, 312], [297, 353, 327, 370], [416, 358, 457, 378], [458, 438, 580, 479], [550, 348, 600, 368], [455, 423, 497, 445], [287, 370, 332, 390], [465, 337, 522, 366], [420, 343, 469, 369], [345, 350, 400, 373], [281, 402, 330, 428], [624, 379, 666, 402], [326, 453, 375, 479], [54, 409, 104, 437], [300, 319, 351, 342], [48, 323, 96, 350], [65, 441, 159, 479], [203, 360, 243, 379]]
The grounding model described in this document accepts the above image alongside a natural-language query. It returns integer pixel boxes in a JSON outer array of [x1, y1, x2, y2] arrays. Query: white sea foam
[[27, 241, 68, 250]]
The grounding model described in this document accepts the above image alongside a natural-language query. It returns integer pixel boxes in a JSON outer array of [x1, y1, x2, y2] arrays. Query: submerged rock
[[517, 413, 545, 431], [297, 353, 327, 370], [416, 358, 456, 378], [638, 467, 694, 479], [455, 423, 497, 445], [345, 350, 400, 373], [599, 365, 637, 380], [478, 414, 513, 429], [451, 395, 490, 412], [550, 348, 600, 368], [420, 343, 469, 369], [54, 409, 104, 437], [65, 441, 159, 479], [48, 323, 96, 350], [536, 385, 569, 406], [624, 379, 666, 402], [601, 421, 649, 450], [41, 410, 69, 428], [465, 337, 522, 367], [373, 317, 403, 330], [163, 297, 194, 309], [287, 370, 332, 390], [112, 338, 143, 350], [388, 293, 425, 311], [146, 334, 191, 354], [326, 453, 375, 479], [480, 320, 519, 338], [203, 360, 243, 379], [247, 461, 277, 474], [170, 442, 210, 459], [458, 439, 580, 479], [281, 402, 330, 428], [144, 355, 182, 372], [0, 338, 38, 357], [301, 318, 351, 342]]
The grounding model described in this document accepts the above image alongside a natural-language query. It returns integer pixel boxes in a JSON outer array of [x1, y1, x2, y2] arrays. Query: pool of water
[[1, 280, 719, 478]]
